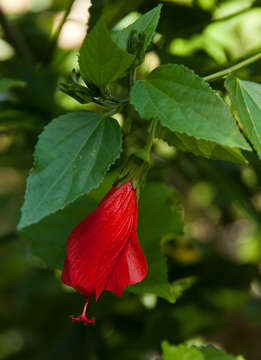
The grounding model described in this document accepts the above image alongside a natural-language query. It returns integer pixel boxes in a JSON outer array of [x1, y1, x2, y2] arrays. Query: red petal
[[104, 226, 148, 297], [94, 211, 136, 300], [62, 182, 143, 299], [61, 256, 72, 286]]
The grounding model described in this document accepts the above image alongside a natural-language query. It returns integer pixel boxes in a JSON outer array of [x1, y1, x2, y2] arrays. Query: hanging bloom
[[61, 181, 147, 325]]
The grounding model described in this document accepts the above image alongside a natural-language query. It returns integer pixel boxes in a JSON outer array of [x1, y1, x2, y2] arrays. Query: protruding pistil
[[69, 297, 95, 326]]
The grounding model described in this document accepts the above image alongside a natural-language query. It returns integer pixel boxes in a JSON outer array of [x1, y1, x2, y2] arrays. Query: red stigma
[[69, 297, 95, 326]]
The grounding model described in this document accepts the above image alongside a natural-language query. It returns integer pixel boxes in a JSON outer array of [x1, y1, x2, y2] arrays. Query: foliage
[[130, 64, 249, 149], [79, 19, 135, 86], [225, 76, 261, 158], [161, 342, 245, 360], [18, 111, 122, 229]]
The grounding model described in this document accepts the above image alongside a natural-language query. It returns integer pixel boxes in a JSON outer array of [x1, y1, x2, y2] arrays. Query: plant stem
[[204, 51, 261, 82], [48, 0, 75, 62], [145, 118, 159, 163], [129, 67, 137, 88], [213, 5, 255, 24]]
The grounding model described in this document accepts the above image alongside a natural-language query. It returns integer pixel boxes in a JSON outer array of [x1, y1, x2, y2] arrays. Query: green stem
[[204, 51, 261, 82], [129, 67, 137, 88], [145, 118, 159, 163], [102, 108, 118, 119], [48, 0, 75, 62], [213, 5, 255, 24], [117, 118, 159, 193]]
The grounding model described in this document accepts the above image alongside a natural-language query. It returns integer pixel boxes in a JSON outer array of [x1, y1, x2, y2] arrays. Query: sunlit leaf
[[162, 342, 204, 360], [113, 4, 162, 55], [161, 342, 245, 360], [79, 19, 135, 86]]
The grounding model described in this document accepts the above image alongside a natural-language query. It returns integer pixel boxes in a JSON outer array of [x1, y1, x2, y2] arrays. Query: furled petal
[[61, 182, 146, 300], [95, 201, 147, 298], [104, 225, 148, 297], [61, 256, 72, 287]]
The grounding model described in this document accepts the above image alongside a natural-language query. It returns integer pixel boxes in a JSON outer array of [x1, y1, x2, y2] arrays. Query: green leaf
[[171, 277, 196, 300], [20, 173, 118, 269], [130, 64, 250, 150], [112, 4, 162, 54], [161, 342, 245, 360], [157, 125, 248, 164], [162, 342, 205, 360], [128, 182, 184, 303], [21, 196, 97, 269], [225, 75, 261, 158], [0, 77, 26, 92], [79, 19, 135, 87], [88, 0, 143, 30], [199, 345, 245, 360], [18, 111, 122, 230]]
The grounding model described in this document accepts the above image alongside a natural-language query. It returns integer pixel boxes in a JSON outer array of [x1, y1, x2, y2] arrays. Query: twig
[[48, 0, 75, 62], [204, 51, 261, 82]]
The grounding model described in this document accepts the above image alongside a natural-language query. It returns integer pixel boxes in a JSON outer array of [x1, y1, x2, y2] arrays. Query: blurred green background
[[1, 0, 261, 359]]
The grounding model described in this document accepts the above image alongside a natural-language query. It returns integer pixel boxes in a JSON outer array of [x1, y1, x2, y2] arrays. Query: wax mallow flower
[[61, 181, 147, 325]]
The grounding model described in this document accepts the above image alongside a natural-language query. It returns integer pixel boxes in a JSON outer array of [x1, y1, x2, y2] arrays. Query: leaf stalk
[[204, 51, 261, 82]]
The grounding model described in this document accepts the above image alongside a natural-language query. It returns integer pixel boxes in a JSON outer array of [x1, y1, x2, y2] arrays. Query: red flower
[[61, 181, 147, 325]]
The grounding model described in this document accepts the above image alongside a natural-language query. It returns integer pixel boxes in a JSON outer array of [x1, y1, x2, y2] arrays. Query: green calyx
[[60, 70, 127, 111], [116, 156, 150, 199], [117, 118, 159, 197], [127, 30, 146, 67]]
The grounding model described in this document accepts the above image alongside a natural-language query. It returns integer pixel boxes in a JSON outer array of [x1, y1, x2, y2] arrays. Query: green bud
[[127, 30, 140, 54], [127, 30, 146, 66]]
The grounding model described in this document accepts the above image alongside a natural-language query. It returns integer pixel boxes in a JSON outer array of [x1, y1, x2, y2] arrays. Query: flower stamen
[[69, 297, 95, 326]]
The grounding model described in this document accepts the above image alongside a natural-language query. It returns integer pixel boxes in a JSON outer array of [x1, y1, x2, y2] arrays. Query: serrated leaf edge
[[131, 64, 251, 150], [18, 112, 122, 230]]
